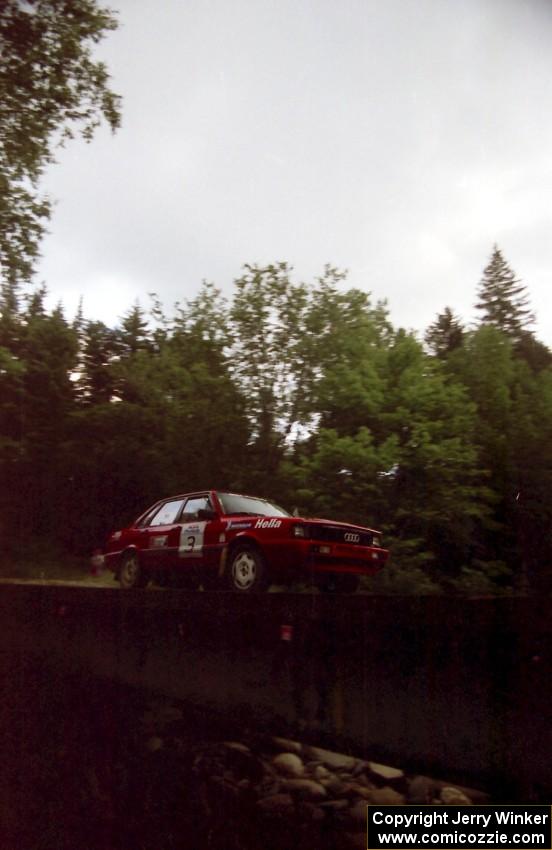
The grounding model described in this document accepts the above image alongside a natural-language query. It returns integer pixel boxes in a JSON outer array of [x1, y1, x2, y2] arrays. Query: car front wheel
[[119, 551, 146, 589], [226, 545, 268, 592]]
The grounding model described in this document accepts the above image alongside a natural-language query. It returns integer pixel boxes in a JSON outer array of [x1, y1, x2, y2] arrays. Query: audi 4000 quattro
[[103, 490, 388, 592]]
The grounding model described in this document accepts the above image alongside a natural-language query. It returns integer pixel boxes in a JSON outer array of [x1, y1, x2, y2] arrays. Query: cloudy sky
[[39, 0, 552, 344]]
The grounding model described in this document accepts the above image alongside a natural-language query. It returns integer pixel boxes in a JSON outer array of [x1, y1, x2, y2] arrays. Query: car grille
[[306, 524, 374, 546]]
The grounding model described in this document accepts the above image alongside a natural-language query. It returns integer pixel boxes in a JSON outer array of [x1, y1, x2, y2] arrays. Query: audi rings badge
[[344, 532, 361, 544]]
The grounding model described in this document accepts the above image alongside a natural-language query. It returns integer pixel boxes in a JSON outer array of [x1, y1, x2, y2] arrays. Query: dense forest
[[1, 4, 551, 593], [1, 249, 551, 593]]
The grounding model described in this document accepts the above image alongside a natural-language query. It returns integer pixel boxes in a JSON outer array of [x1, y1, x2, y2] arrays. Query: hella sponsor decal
[[254, 518, 282, 530], [344, 532, 361, 543]]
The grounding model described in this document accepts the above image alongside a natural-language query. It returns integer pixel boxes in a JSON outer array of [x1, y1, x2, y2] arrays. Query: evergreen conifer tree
[[424, 307, 464, 358], [475, 246, 534, 341]]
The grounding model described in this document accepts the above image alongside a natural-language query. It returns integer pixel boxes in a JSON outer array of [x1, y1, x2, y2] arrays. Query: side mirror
[[198, 508, 218, 521]]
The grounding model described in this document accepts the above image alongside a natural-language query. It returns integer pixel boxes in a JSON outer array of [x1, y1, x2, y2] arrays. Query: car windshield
[[217, 493, 290, 518]]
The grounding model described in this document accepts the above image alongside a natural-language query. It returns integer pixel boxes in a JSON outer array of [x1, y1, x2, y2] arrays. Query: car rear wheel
[[119, 551, 146, 589], [226, 545, 268, 592]]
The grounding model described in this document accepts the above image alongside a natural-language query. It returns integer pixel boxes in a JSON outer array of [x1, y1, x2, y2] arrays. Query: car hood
[[295, 516, 380, 534]]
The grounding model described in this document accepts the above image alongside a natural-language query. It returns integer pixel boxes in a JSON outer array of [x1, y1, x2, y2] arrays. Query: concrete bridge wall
[[1, 585, 550, 796]]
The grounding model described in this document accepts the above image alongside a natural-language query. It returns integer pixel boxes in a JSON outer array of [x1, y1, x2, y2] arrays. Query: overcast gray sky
[[39, 0, 552, 344]]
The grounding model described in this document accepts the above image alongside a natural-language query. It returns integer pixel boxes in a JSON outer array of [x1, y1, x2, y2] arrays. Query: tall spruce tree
[[475, 246, 534, 341], [424, 307, 464, 359]]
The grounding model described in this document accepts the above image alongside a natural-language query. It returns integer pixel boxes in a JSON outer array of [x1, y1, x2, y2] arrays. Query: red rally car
[[103, 490, 388, 592]]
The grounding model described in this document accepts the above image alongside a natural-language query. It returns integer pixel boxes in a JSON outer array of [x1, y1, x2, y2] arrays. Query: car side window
[[136, 505, 162, 528], [180, 495, 211, 522], [149, 499, 185, 526]]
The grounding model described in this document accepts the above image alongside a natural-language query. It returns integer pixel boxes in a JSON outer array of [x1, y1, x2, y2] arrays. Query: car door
[[174, 494, 216, 572], [141, 498, 186, 571]]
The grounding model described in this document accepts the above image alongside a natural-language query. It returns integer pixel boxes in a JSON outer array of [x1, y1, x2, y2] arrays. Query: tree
[[228, 263, 394, 491], [0, 0, 121, 285], [0, 291, 80, 556], [375, 332, 493, 578], [77, 319, 118, 404], [117, 302, 152, 355], [447, 326, 524, 586], [475, 246, 534, 341], [424, 307, 464, 359], [61, 287, 251, 552], [228, 263, 323, 487], [514, 330, 552, 374], [290, 324, 492, 587]]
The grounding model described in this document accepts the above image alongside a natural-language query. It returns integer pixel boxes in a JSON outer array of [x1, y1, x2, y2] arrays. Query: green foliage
[[0, 0, 121, 285], [366, 559, 443, 596], [1, 253, 551, 594], [291, 427, 399, 527], [446, 562, 512, 596]]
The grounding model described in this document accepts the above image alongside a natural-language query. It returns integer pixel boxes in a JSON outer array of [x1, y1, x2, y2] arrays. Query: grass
[[0, 545, 115, 587]]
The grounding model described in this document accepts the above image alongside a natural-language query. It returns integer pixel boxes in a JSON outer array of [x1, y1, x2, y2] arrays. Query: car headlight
[[292, 524, 309, 539], [372, 535, 381, 548]]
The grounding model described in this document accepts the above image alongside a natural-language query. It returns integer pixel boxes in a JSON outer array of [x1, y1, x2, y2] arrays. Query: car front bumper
[[265, 539, 388, 577]]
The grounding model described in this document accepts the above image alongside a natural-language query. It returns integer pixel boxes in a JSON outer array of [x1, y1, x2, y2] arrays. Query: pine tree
[[78, 320, 118, 404], [118, 302, 151, 356], [424, 307, 464, 359], [475, 246, 534, 341]]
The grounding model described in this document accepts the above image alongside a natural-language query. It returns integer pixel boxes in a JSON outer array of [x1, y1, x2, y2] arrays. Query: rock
[[351, 773, 372, 788], [298, 801, 326, 822], [347, 783, 372, 800], [271, 736, 302, 755], [272, 752, 304, 777], [368, 786, 405, 805], [304, 745, 357, 771], [368, 761, 404, 784], [257, 793, 295, 814], [408, 775, 437, 803], [257, 776, 282, 797], [223, 741, 251, 754], [321, 776, 350, 797], [352, 759, 370, 777], [260, 757, 279, 777], [313, 764, 331, 780], [282, 779, 328, 801], [224, 742, 264, 783], [320, 799, 350, 811], [435, 781, 489, 804], [440, 786, 473, 805]]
